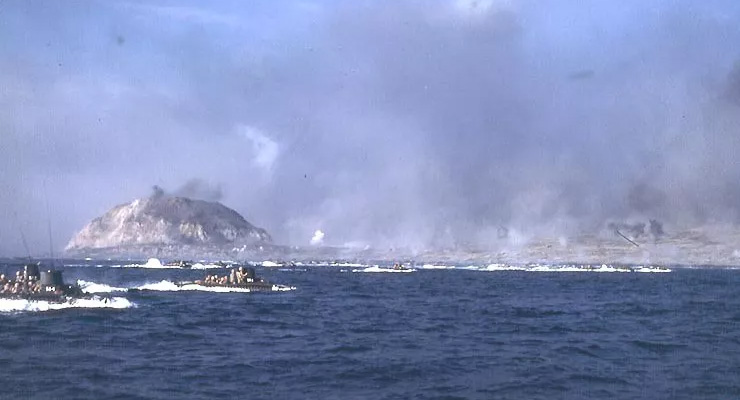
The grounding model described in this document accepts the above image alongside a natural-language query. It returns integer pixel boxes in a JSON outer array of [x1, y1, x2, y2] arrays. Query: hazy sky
[[1, 0, 740, 256]]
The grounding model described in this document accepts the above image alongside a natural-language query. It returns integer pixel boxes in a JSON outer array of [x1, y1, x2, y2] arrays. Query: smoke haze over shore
[[2, 0, 740, 256]]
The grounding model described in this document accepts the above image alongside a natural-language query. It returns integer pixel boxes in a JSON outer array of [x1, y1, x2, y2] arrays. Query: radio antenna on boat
[[12, 211, 33, 263], [43, 179, 56, 267], [47, 215, 55, 264]]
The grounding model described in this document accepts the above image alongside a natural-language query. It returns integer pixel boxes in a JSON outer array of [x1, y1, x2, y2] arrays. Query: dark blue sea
[[1, 260, 740, 399]]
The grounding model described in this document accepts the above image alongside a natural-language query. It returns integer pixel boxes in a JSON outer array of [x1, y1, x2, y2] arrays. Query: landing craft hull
[[0, 283, 87, 303], [177, 282, 275, 291], [0, 293, 93, 303]]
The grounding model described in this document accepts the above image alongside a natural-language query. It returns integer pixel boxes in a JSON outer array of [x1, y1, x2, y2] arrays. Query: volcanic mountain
[[65, 194, 271, 256]]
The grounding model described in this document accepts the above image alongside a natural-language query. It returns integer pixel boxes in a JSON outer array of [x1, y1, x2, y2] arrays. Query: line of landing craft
[[115, 259, 672, 273], [1, 259, 672, 312], [0, 262, 296, 310]]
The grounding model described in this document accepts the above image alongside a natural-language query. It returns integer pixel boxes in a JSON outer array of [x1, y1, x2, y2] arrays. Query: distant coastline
[[56, 226, 740, 267]]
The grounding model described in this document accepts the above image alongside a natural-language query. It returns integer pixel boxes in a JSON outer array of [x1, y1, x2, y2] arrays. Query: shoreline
[[8, 227, 740, 268]]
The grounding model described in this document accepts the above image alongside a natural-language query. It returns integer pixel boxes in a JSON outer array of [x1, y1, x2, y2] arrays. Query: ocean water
[[1, 261, 740, 399]]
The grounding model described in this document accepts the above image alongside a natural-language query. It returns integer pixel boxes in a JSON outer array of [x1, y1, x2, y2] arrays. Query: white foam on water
[[133, 280, 296, 293], [259, 260, 388, 268], [483, 264, 527, 271], [0, 296, 135, 313], [77, 280, 128, 293], [134, 280, 181, 291], [634, 266, 672, 273], [591, 265, 632, 273], [280, 261, 368, 268], [117, 258, 229, 269], [329, 262, 366, 267], [529, 265, 587, 272], [190, 263, 226, 270], [114, 259, 228, 270], [117, 258, 179, 269], [352, 266, 416, 273], [468, 263, 670, 273], [272, 284, 297, 291], [420, 264, 454, 269], [262, 261, 282, 267], [177, 283, 256, 293]]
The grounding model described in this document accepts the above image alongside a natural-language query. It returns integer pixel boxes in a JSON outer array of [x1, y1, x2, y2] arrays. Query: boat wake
[[114, 258, 179, 269], [261, 261, 282, 267], [132, 280, 296, 293], [299, 261, 367, 267], [351, 266, 416, 273], [420, 264, 453, 269], [0, 296, 135, 313], [78, 280, 128, 293], [465, 263, 672, 273], [278, 260, 671, 273], [341, 263, 670, 273], [112, 258, 227, 269], [190, 262, 227, 270]]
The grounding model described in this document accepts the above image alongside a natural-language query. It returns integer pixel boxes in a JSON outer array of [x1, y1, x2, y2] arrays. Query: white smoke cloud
[[238, 125, 279, 173], [310, 229, 325, 246]]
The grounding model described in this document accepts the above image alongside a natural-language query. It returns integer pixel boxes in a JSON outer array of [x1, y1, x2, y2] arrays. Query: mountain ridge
[[65, 194, 271, 254]]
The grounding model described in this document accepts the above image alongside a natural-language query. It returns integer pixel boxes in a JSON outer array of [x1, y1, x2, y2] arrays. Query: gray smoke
[[173, 179, 224, 202], [150, 185, 166, 199], [147, 180, 223, 202], [726, 61, 740, 105], [2, 0, 740, 255]]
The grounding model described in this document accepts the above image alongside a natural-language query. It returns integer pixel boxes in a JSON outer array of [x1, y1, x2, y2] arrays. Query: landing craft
[[392, 263, 412, 271], [189, 267, 272, 291], [3, 197, 92, 302], [164, 260, 193, 268], [0, 263, 87, 302], [177, 266, 292, 292]]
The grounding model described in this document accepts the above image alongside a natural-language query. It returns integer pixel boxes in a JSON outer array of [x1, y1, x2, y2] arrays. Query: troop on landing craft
[[0, 263, 84, 302], [392, 263, 411, 271], [0, 259, 291, 301], [189, 266, 275, 291], [165, 260, 193, 268]]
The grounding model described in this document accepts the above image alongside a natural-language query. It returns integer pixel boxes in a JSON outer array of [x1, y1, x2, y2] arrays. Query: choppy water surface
[[1, 261, 739, 399]]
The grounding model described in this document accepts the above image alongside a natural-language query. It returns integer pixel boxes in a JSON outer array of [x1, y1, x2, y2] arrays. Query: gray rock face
[[65, 195, 271, 253]]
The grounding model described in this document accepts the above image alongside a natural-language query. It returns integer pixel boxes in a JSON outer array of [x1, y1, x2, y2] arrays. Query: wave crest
[[133, 280, 296, 292], [352, 266, 416, 273], [78, 280, 128, 293], [0, 296, 135, 313]]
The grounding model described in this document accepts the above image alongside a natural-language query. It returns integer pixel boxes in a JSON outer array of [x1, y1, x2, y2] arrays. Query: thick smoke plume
[[1, 1, 740, 255]]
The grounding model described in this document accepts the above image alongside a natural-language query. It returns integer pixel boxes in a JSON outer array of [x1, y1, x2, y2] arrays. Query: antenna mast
[[12, 212, 33, 263], [43, 180, 55, 266]]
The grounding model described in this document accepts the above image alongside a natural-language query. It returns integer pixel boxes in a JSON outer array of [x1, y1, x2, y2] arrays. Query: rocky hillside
[[65, 194, 271, 255]]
